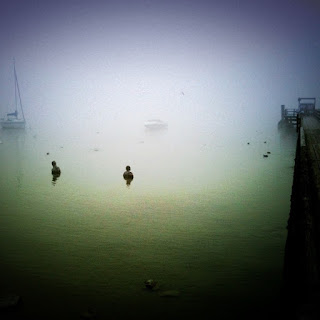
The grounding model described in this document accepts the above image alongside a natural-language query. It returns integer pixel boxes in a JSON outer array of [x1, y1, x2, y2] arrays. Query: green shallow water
[[0, 124, 296, 319]]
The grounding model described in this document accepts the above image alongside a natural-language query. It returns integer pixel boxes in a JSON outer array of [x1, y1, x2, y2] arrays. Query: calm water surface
[[0, 122, 296, 319]]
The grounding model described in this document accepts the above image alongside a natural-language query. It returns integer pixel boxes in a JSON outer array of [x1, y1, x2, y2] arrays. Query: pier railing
[[280, 105, 320, 128], [280, 105, 299, 126]]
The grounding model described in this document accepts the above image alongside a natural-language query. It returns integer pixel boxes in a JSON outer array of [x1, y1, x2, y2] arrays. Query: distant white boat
[[0, 62, 26, 129], [144, 119, 168, 130]]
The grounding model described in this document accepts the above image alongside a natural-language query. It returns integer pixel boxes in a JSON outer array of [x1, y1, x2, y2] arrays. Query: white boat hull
[[144, 119, 168, 130], [0, 119, 26, 129]]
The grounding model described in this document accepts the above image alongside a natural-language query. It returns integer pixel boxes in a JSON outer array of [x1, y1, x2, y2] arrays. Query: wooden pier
[[283, 111, 320, 318], [278, 98, 320, 129]]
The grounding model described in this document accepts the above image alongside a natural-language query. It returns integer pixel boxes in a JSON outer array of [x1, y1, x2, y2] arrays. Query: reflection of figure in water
[[52, 171, 61, 185], [123, 165, 134, 186], [51, 161, 61, 185]]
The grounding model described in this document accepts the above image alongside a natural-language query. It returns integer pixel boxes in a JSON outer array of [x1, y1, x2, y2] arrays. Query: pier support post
[[281, 105, 285, 120]]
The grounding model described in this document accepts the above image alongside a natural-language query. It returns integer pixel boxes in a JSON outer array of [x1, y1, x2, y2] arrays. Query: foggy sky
[[0, 0, 319, 133]]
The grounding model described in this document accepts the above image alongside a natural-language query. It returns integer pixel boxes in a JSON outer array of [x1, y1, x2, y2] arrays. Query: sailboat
[[0, 62, 26, 129]]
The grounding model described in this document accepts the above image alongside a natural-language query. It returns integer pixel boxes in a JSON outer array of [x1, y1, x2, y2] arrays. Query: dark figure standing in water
[[123, 165, 133, 179], [123, 165, 134, 185], [51, 161, 61, 185], [51, 161, 61, 175]]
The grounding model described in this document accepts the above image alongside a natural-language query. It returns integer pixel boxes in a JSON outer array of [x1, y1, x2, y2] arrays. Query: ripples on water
[[0, 124, 296, 319]]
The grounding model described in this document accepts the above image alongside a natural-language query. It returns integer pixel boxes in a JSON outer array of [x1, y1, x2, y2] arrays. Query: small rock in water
[[80, 307, 96, 319], [145, 279, 157, 289], [46, 152, 49, 155]]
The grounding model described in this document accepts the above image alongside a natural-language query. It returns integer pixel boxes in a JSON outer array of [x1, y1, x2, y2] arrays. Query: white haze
[[0, 0, 319, 144]]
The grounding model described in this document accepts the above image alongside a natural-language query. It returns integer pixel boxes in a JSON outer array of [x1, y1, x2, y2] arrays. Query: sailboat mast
[[14, 61, 25, 121], [14, 66, 18, 113]]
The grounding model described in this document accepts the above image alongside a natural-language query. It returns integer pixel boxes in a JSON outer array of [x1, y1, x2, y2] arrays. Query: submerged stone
[[144, 279, 157, 289], [159, 290, 180, 297], [80, 307, 96, 319], [0, 294, 21, 309]]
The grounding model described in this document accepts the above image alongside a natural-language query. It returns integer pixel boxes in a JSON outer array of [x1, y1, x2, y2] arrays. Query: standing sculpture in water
[[123, 165, 134, 186]]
